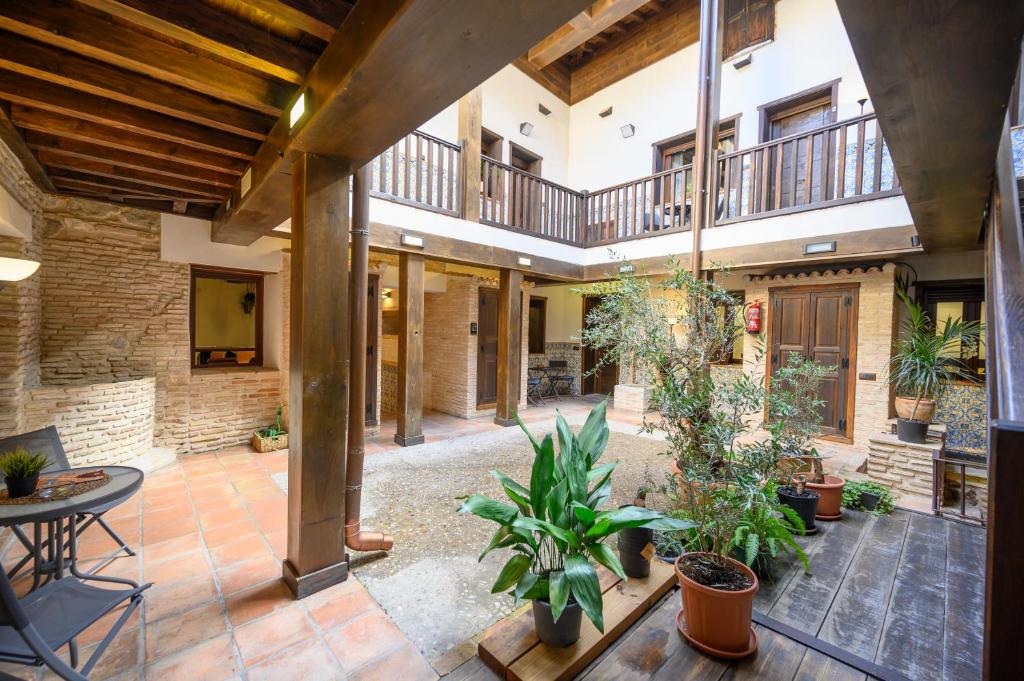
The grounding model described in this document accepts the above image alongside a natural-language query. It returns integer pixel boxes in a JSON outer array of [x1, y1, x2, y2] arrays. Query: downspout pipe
[[345, 163, 393, 552]]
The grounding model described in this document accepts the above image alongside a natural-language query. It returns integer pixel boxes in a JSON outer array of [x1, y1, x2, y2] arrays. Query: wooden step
[[478, 559, 677, 681]]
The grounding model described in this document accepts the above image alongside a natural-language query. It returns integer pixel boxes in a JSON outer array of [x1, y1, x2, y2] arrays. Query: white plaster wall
[[566, 0, 871, 190], [419, 102, 459, 142], [903, 251, 985, 282], [535, 283, 585, 342], [0, 182, 31, 239]]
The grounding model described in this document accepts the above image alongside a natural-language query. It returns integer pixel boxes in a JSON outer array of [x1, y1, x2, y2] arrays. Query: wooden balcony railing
[[583, 165, 695, 245], [480, 156, 584, 244], [370, 130, 461, 217]]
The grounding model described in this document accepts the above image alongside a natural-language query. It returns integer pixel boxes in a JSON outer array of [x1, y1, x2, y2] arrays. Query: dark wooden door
[[769, 99, 832, 208], [769, 286, 855, 438], [582, 296, 619, 396], [365, 274, 379, 426], [477, 289, 499, 406]]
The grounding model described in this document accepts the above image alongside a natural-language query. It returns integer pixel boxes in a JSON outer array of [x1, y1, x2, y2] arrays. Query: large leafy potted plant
[[458, 402, 691, 647], [888, 286, 981, 444], [731, 481, 810, 579]]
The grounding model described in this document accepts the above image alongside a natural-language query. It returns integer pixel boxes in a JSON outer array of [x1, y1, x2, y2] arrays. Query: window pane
[[935, 301, 965, 358], [194, 276, 259, 367]]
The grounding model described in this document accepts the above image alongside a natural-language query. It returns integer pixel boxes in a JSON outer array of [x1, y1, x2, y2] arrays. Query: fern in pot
[[889, 287, 981, 444], [458, 402, 691, 647]]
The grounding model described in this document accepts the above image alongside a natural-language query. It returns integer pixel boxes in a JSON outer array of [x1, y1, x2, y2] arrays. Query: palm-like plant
[[457, 401, 692, 631], [889, 288, 982, 416]]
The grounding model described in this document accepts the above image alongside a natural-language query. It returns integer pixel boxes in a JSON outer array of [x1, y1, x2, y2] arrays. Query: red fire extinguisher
[[745, 301, 761, 334]]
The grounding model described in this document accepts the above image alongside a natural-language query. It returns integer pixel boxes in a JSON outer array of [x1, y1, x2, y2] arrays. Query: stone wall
[[529, 342, 582, 396], [22, 377, 155, 467], [188, 369, 282, 453]]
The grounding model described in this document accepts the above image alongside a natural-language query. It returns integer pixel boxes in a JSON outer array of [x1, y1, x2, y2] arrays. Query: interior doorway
[[581, 295, 619, 396], [476, 288, 499, 407], [365, 274, 380, 426]]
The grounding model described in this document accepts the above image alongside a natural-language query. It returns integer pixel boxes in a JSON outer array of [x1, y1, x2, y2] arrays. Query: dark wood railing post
[[458, 87, 482, 222], [579, 190, 589, 245]]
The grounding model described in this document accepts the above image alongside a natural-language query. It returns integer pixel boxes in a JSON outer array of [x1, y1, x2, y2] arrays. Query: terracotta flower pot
[[674, 553, 758, 657], [804, 474, 846, 520], [894, 396, 936, 422]]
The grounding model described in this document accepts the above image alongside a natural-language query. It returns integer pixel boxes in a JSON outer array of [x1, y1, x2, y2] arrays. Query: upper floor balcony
[[368, 112, 900, 251]]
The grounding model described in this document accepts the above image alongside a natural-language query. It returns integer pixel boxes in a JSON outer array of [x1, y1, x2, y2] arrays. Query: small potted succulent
[[458, 402, 691, 647], [0, 447, 49, 499], [252, 404, 288, 453]]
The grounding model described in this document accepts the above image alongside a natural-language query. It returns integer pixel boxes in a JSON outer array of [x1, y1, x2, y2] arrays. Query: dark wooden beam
[[0, 71, 260, 159], [0, 102, 54, 192], [12, 106, 247, 175], [395, 251, 425, 447], [57, 190, 217, 218], [212, 0, 594, 245], [74, 0, 318, 84], [50, 171, 221, 202], [495, 267, 523, 426], [284, 152, 351, 599], [0, 31, 274, 138], [25, 132, 238, 187], [0, 0, 293, 116], [527, 0, 651, 68], [836, 0, 1024, 251], [513, 56, 571, 104], [458, 87, 482, 222], [36, 150, 228, 199], [239, 0, 350, 41]]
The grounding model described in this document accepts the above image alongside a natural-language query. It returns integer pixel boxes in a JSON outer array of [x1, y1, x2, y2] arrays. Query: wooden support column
[[495, 268, 523, 427], [690, 0, 723, 277], [459, 87, 483, 222], [284, 152, 351, 598], [395, 252, 425, 446]]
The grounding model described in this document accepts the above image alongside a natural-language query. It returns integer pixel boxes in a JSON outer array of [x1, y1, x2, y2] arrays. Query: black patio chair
[[526, 369, 546, 406], [546, 360, 576, 399], [0, 427, 137, 578], [0, 555, 148, 679]]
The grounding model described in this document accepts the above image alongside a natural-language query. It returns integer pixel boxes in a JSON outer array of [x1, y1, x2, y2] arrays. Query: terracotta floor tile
[[193, 493, 245, 514], [143, 634, 240, 681], [305, 579, 378, 630], [245, 638, 343, 681], [144, 573, 219, 622], [77, 602, 141, 646], [143, 532, 204, 565], [216, 555, 281, 595], [225, 579, 293, 626], [143, 549, 210, 584], [325, 610, 407, 674], [264, 529, 287, 559], [143, 507, 193, 529], [232, 605, 315, 666], [145, 601, 229, 663], [64, 625, 142, 681], [347, 643, 437, 681], [199, 507, 253, 531], [142, 518, 199, 546], [209, 534, 272, 569], [202, 520, 260, 548]]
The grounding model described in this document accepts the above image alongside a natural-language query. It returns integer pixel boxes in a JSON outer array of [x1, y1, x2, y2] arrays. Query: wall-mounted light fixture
[[519, 122, 534, 136], [240, 168, 252, 197], [289, 92, 306, 128], [0, 256, 40, 291], [538, 103, 551, 116], [857, 97, 869, 115], [598, 107, 613, 118], [618, 263, 635, 274], [911, 235, 921, 247], [620, 124, 636, 139], [732, 54, 753, 70], [400, 233, 424, 248], [802, 240, 837, 255], [517, 256, 532, 268]]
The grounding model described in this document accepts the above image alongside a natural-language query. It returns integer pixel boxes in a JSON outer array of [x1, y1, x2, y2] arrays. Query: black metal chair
[[0, 552, 148, 680], [0, 427, 137, 578], [546, 360, 576, 399], [526, 368, 546, 406]]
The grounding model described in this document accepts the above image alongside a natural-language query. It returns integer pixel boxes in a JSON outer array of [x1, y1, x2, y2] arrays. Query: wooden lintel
[[284, 152, 351, 598], [395, 251, 425, 447], [495, 268, 523, 426], [527, 0, 650, 69]]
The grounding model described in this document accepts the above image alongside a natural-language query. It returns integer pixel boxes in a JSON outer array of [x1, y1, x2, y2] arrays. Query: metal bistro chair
[[0, 546, 149, 680], [0, 427, 137, 578], [526, 367, 546, 406], [546, 360, 576, 400]]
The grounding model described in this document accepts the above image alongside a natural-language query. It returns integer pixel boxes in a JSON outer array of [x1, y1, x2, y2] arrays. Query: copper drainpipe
[[345, 163, 393, 552]]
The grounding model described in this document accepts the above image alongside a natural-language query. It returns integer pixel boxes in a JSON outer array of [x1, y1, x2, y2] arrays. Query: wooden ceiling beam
[[527, 0, 650, 68], [0, 1, 293, 115], [238, 0, 351, 41], [73, 0, 319, 85], [0, 32, 273, 139], [52, 175, 220, 203], [0, 102, 55, 192], [58, 190, 217, 218], [12, 106, 247, 175], [513, 55, 571, 104], [0, 71, 260, 159], [25, 131, 238, 187], [213, 0, 594, 245], [37, 150, 228, 199]]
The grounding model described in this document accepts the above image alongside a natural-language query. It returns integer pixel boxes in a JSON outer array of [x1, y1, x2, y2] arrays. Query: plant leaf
[[576, 400, 609, 461], [565, 554, 604, 632], [514, 571, 540, 600], [491, 470, 531, 514], [491, 554, 531, 594], [585, 506, 683, 540], [529, 435, 556, 520], [549, 570, 569, 623], [458, 495, 518, 525], [514, 516, 579, 549], [478, 525, 514, 562], [587, 542, 626, 580], [571, 501, 596, 527]]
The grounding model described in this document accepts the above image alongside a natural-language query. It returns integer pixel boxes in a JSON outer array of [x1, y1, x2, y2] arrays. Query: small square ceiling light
[[520, 122, 534, 136], [289, 92, 305, 128], [802, 240, 837, 255], [620, 123, 636, 139]]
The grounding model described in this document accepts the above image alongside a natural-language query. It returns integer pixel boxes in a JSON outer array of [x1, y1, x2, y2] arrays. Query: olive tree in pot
[[888, 284, 981, 444], [458, 402, 691, 647]]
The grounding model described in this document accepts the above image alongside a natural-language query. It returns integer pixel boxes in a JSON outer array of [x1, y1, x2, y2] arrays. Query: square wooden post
[[284, 152, 351, 598], [459, 87, 482, 222], [495, 268, 523, 426], [395, 252, 425, 446]]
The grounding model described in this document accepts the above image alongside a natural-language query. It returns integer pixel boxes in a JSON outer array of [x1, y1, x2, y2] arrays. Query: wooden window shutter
[[722, 0, 775, 59], [746, 0, 774, 46], [723, 0, 747, 58]]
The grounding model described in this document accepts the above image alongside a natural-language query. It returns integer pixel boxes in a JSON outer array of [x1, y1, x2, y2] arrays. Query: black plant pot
[[860, 491, 882, 512], [777, 486, 819, 535], [896, 417, 929, 444], [618, 525, 654, 578], [532, 598, 582, 648], [5, 474, 39, 499]]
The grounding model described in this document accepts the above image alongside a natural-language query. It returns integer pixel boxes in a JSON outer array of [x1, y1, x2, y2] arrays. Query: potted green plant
[[888, 284, 981, 444], [458, 402, 691, 647], [842, 480, 895, 514], [617, 488, 656, 578], [731, 481, 810, 579], [0, 447, 49, 498], [252, 404, 288, 453]]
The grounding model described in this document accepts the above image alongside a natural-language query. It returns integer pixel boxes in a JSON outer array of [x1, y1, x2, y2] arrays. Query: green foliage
[[256, 404, 286, 438], [731, 481, 810, 578], [457, 401, 692, 631], [842, 480, 895, 515], [888, 285, 981, 412], [0, 447, 48, 479]]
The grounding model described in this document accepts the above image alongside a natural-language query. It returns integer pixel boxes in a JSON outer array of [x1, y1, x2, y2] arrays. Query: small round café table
[[0, 466, 144, 591]]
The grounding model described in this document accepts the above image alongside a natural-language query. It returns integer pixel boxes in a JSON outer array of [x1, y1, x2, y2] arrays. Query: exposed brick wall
[[23, 377, 155, 467], [188, 369, 282, 453]]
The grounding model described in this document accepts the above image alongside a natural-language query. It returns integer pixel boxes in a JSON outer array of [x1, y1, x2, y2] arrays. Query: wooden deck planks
[[942, 521, 985, 681], [754, 521, 834, 613], [875, 512, 949, 681], [791, 648, 866, 681]]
